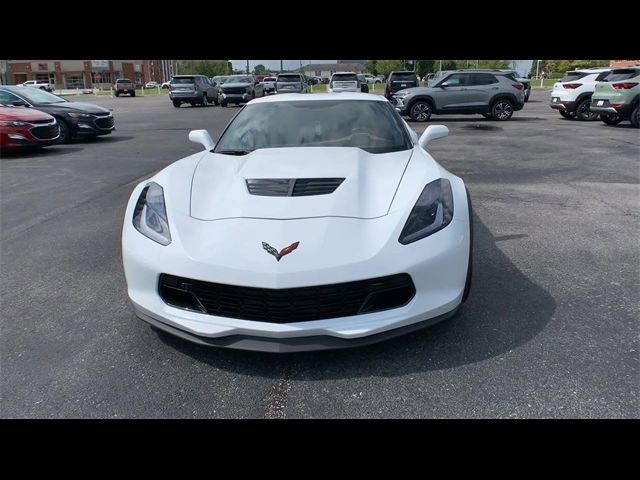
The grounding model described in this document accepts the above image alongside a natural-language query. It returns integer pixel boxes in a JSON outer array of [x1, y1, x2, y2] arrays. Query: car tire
[[213, 95, 219, 105], [221, 99, 228, 107], [560, 110, 576, 119], [200, 94, 208, 107], [115, 92, 120, 97], [462, 186, 473, 303], [131, 91, 136, 97], [172, 100, 181, 108], [576, 98, 597, 121], [408, 100, 432, 122], [601, 113, 622, 125], [491, 98, 514, 120], [57, 118, 71, 144], [630, 104, 639, 128]]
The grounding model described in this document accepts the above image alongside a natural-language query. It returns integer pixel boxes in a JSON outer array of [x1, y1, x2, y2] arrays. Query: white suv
[[550, 68, 611, 120], [328, 72, 360, 93]]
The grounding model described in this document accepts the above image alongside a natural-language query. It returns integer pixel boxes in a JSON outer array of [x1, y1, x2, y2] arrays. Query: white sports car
[[122, 93, 472, 352]]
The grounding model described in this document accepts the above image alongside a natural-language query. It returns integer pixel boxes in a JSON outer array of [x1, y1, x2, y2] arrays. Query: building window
[[92, 72, 112, 84], [38, 63, 48, 71], [65, 73, 85, 89]]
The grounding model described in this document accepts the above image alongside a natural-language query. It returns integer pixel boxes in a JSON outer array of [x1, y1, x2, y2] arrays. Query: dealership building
[[4, 60, 178, 89]]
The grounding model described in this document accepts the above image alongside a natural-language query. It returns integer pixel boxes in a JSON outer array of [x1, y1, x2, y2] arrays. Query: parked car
[[0, 86, 115, 143], [255, 75, 268, 83], [262, 76, 277, 95], [357, 75, 371, 92], [121, 93, 472, 352], [328, 72, 368, 93], [499, 70, 532, 102], [376, 74, 386, 82], [211, 75, 230, 88], [169, 74, 218, 108], [22, 80, 54, 92], [362, 74, 381, 84], [145, 81, 160, 88], [427, 70, 453, 88], [275, 73, 309, 94], [219, 75, 264, 107], [161, 81, 171, 89], [320, 77, 330, 84], [549, 68, 612, 120], [114, 78, 136, 97], [391, 70, 525, 122], [590, 66, 640, 128], [385, 71, 419, 99], [0, 105, 60, 151]]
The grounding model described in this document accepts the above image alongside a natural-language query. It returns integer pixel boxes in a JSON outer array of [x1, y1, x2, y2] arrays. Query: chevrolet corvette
[[122, 93, 472, 352]]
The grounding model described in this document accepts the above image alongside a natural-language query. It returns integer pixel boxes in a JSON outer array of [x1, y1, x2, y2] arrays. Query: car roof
[[570, 68, 612, 73], [332, 71, 357, 75], [390, 71, 416, 74], [249, 92, 387, 104]]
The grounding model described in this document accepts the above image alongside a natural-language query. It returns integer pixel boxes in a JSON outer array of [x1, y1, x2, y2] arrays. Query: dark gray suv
[[169, 75, 218, 108], [392, 70, 526, 122]]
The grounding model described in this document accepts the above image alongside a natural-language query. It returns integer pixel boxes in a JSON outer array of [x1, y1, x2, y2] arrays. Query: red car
[[0, 105, 60, 150]]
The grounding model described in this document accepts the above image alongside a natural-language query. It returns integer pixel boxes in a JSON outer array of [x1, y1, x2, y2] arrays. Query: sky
[[231, 60, 534, 76]]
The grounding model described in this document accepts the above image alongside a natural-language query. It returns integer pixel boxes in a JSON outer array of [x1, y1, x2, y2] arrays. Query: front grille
[[30, 123, 59, 140], [159, 273, 415, 323], [94, 116, 114, 129], [222, 87, 246, 95], [246, 178, 344, 197]]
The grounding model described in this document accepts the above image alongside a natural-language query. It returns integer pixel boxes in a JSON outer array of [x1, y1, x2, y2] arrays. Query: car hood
[[190, 147, 413, 220], [0, 106, 54, 121], [32, 101, 110, 115]]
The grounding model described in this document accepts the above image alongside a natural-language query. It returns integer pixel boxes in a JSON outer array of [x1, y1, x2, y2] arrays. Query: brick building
[[609, 60, 640, 67], [6, 60, 177, 89]]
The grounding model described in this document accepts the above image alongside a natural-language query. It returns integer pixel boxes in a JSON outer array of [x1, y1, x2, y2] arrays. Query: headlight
[[399, 178, 454, 245], [132, 182, 171, 246], [395, 91, 410, 98], [67, 112, 96, 119], [0, 120, 28, 127]]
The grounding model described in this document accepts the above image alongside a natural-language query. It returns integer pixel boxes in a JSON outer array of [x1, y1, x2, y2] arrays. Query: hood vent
[[246, 178, 345, 197]]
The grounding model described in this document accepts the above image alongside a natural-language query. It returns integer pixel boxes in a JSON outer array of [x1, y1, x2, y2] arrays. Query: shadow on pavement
[[0, 146, 84, 159], [154, 212, 556, 378]]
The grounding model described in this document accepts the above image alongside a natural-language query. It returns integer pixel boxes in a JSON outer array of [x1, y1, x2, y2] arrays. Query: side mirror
[[188, 129, 215, 151], [418, 125, 449, 149], [439, 82, 449, 88]]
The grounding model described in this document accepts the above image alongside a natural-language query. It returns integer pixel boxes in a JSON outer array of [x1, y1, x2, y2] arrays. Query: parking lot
[[1, 89, 638, 418]]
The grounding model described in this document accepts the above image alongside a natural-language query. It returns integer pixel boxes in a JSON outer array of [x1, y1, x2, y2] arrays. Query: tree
[[365, 60, 378, 75], [546, 60, 610, 77], [176, 60, 229, 77], [415, 60, 436, 77], [440, 60, 457, 71], [253, 64, 269, 75], [376, 60, 404, 77]]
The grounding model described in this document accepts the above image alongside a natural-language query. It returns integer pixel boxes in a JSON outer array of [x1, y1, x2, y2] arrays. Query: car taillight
[[612, 82, 638, 89], [562, 83, 582, 89], [512, 83, 524, 90]]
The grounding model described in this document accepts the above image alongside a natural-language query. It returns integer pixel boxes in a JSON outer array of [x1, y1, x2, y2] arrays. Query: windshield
[[560, 72, 588, 82], [212, 76, 229, 83], [391, 73, 417, 82], [226, 76, 253, 83], [116, 79, 131, 83], [215, 100, 412, 154], [264, 77, 276, 82], [12, 87, 67, 104], [278, 75, 301, 82]]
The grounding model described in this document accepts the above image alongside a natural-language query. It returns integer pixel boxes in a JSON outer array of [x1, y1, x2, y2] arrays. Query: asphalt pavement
[[1, 90, 638, 418]]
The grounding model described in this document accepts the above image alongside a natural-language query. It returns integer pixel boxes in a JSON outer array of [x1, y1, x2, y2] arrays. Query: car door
[[466, 73, 499, 108], [434, 73, 469, 110]]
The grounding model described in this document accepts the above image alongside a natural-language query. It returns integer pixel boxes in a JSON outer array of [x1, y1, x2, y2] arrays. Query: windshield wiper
[[217, 149, 252, 156]]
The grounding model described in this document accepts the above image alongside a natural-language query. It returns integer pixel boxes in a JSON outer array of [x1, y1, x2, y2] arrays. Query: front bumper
[[68, 113, 115, 137], [122, 195, 470, 352], [220, 92, 252, 103]]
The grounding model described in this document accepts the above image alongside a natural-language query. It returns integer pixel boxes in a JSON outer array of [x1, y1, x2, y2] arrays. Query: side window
[[440, 74, 468, 86], [0, 90, 22, 104], [595, 72, 609, 81], [470, 73, 498, 85]]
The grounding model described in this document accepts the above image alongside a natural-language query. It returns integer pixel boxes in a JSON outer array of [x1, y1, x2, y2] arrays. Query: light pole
[[246, 60, 250, 74], [536, 60, 541, 79]]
